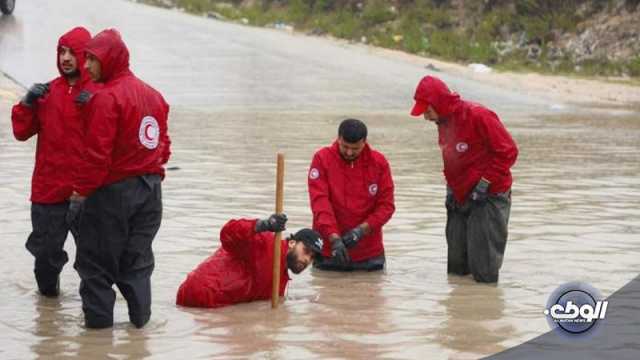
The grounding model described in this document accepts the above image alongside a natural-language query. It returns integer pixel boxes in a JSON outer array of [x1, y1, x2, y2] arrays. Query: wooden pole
[[271, 153, 285, 309]]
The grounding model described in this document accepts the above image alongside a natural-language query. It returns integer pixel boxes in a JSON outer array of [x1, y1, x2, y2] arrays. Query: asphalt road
[[0, 0, 548, 113]]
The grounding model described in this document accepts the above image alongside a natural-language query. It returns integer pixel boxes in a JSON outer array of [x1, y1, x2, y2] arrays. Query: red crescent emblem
[[144, 124, 154, 140]]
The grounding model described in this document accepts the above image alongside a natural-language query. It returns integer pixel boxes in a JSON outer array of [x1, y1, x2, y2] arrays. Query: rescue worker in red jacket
[[410, 75, 518, 283], [308, 119, 395, 271], [68, 29, 171, 329], [176, 214, 323, 308], [10, 27, 97, 297]]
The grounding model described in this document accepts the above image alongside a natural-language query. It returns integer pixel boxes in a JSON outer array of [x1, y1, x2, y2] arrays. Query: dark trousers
[[313, 254, 385, 272], [26, 202, 71, 295], [74, 175, 162, 329], [446, 192, 511, 283]]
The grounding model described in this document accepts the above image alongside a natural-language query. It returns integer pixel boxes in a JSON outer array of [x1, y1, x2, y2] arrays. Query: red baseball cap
[[410, 76, 460, 118], [410, 100, 428, 116]]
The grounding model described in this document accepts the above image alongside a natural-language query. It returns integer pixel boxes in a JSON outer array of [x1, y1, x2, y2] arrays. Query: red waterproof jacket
[[74, 29, 171, 196], [11, 27, 98, 204], [176, 219, 290, 308], [416, 76, 518, 203], [308, 142, 395, 262]]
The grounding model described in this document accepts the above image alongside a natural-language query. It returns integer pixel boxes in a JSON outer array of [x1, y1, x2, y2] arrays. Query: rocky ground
[[493, 0, 640, 76]]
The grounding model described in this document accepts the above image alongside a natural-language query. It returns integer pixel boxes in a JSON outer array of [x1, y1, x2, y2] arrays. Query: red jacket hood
[[57, 27, 91, 82], [85, 28, 130, 82], [413, 76, 462, 118]]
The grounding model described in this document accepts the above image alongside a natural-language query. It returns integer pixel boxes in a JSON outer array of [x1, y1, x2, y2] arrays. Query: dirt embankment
[[138, 0, 640, 79]]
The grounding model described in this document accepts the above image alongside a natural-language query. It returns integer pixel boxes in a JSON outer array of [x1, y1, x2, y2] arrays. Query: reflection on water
[[31, 297, 67, 359], [1, 102, 640, 358], [435, 277, 514, 359], [305, 271, 390, 359]]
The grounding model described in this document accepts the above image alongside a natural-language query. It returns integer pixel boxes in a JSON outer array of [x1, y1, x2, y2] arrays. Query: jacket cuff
[[248, 219, 259, 236], [74, 186, 94, 198], [365, 217, 381, 233], [321, 225, 340, 239], [479, 174, 498, 188]]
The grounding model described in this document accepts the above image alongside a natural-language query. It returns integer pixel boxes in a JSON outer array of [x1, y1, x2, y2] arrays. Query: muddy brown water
[[1, 1, 640, 359], [1, 107, 639, 359]]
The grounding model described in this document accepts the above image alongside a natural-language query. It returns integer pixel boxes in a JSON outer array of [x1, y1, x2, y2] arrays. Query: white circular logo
[[369, 184, 378, 196], [139, 116, 159, 150], [309, 168, 319, 180], [456, 142, 468, 153], [544, 282, 608, 336]]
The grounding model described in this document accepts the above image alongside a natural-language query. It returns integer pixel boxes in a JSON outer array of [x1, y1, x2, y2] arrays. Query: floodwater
[[1, 1, 640, 359]]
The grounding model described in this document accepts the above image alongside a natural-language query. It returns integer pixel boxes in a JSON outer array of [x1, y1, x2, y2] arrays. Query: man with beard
[[176, 214, 323, 308], [69, 29, 171, 329], [308, 118, 395, 271], [410, 75, 518, 283], [11, 27, 97, 297]]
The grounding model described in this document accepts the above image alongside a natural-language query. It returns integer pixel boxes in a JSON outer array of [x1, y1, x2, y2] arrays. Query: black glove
[[445, 186, 456, 211], [74, 90, 92, 105], [22, 83, 49, 107], [341, 226, 365, 249], [470, 179, 490, 206], [255, 213, 287, 233], [66, 198, 85, 228], [331, 238, 350, 265]]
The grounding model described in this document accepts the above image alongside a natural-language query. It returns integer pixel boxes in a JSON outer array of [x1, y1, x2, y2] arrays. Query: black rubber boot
[[38, 274, 60, 297]]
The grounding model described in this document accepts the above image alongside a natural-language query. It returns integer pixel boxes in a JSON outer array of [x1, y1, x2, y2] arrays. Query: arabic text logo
[[544, 282, 608, 335]]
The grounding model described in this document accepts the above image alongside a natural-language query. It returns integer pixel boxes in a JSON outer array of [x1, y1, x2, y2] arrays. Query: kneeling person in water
[[176, 214, 322, 308]]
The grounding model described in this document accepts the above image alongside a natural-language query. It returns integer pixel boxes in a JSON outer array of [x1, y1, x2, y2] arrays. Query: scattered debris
[[468, 63, 492, 73], [425, 63, 440, 72], [206, 11, 225, 20], [307, 28, 326, 36], [273, 21, 294, 32]]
